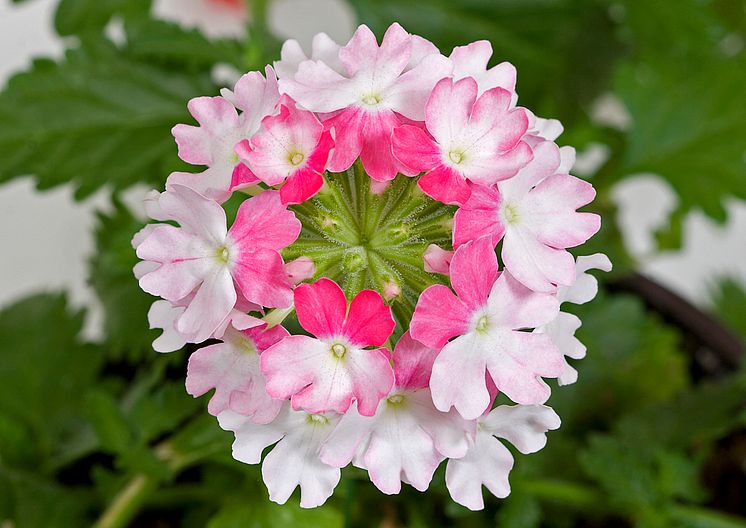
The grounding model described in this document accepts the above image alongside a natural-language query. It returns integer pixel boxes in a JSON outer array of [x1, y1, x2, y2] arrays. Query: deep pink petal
[[410, 284, 471, 349], [452, 185, 503, 248], [230, 161, 260, 192], [233, 248, 294, 308], [391, 124, 441, 172], [228, 190, 301, 251], [359, 110, 403, 182], [418, 165, 472, 205], [325, 108, 365, 173], [294, 278, 347, 339], [280, 167, 324, 204], [449, 237, 499, 311], [392, 331, 439, 390], [343, 289, 395, 347]]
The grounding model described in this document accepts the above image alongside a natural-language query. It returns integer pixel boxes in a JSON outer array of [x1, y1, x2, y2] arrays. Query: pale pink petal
[[449, 236, 498, 311], [165, 167, 234, 204], [557, 253, 612, 305], [485, 331, 563, 405], [425, 77, 477, 146], [386, 53, 453, 120], [524, 174, 600, 248], [410, 284, 471, 349], [172, 96, 240, 165], [391, 124, 441, 172], [407, 389, 474, 458], [176, 266, 236, 342], [418, 165, 471, 205], [218, 408, 286, 464], [423, 244, 453, 275], [498, 140, 561, 201], [279, 60, 358, 113], [337, 346, 394, 416], [148, 300, 187, 352], [501, 227, 577, 292], [318, 405, 373, 468], [429, 333, 492, 419], [157, 184, 227, 243], [445, 431, 513, 510], [486, 272, 560, 330], [340, 23, 409, 82], [392, 331, 439, 390], [482, 404, 561, 454], [462, 141, 533, 186], [228, 65, 280, 135], [233, 248, 294, 308], [558, 145, 576, 173], [452, 184, 503, 248], [294, 278, 347, 338], [262, 417, 341, 508], [228, 190, 301, 251], [343, 289, 396, 347], [274, 39, 308, 79]]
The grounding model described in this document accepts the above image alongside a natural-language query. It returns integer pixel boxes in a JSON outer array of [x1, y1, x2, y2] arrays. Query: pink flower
[[536, 253, 612, 385], [446, 405, 560, 510], [392, 77, 532, 205], [168, 67, 279, 202], [319, 332, 474, 494], [279, 23, 451, 182], [236, 96, 334, 204], [410, 236, 563, 418], [134, 185, 300, 342], [218, 404, 341, 508], [450, 40, 517, 97], [452, 140, 601, 292], [186, 323, 289, 421], [261, 278, 396, 416], [285, 256, 316, 284]]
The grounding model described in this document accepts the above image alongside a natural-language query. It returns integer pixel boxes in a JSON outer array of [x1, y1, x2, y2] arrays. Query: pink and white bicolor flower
[[319, 332, 474, 495], [133, 185, 300, 342], [536, 253, 612, 385], [410, 236, 563, 418], [218, 403, 340, 508], [261, 278, 396, 416], [186, 322, 289, 422], [452, 140, 601, 292], [279, 23, 452, 182], [446, 405, 560, 510], [169, 66, 280, 202], [392, 77, 532, 205], [236, 96, 334, 204]]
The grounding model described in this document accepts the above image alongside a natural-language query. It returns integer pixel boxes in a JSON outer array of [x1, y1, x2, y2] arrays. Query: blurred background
[[0, 0, 744, 527]]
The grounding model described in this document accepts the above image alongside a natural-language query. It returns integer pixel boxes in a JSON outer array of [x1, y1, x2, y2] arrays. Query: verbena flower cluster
[[133, 23, 611, 509]]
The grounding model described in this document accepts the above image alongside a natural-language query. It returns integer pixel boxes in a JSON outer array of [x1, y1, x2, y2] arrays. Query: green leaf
[[614, 53, 746, 222], [54, 0, 150, 37], [124, 17, 246, 70], [0, 293, 102, 469], [0, 37, 215, 198], [89, 199, 156, 360], [496, 492, 542, 528], [84, 390, 135, 455]]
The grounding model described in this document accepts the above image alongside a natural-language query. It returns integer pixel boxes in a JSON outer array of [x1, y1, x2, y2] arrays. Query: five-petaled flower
[[261, 279, 396, 416]]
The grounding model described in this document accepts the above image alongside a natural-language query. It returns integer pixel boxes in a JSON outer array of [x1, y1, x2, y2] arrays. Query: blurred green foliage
[[0, 0, 745, 526]]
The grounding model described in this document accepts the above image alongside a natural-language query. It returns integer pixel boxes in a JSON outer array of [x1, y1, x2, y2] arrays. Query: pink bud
[[423, 244, 453, 276], [285, 256, 316, 284], [383, 280, 401, 300]]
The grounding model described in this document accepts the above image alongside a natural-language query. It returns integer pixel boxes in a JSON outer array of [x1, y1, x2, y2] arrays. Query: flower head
[[133, 25, 606, 509]]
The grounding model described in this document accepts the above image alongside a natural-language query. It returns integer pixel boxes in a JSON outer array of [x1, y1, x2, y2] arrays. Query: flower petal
[[294, 278, 347, 339], [410, 284, 471, 349], [343, 289, 396, 347]]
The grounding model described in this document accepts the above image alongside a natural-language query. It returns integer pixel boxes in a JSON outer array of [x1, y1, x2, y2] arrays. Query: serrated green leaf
[[0, 37, 215, 198], [615, 54, 746, 222], [0, 293, 101, 469]]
